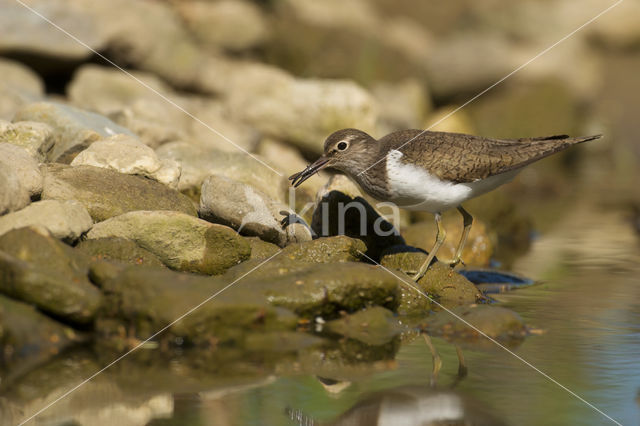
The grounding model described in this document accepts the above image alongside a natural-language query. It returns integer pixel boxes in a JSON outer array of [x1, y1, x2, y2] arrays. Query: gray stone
[[0, 120, 54, 161], [41, 163, 196, 222], [0, 142, 43, 196], [0, 164, 30, 215], [0, 58, 44, 120], [156, 141, 288, 201], [0, 200, 92, 241], [174, 0, 270, 51], [13, 102, 137, 163], [199, 175, 311, 247], [71, 134, 181, 188], [0, 227, 103, 324], [86, 210, 251, 274]]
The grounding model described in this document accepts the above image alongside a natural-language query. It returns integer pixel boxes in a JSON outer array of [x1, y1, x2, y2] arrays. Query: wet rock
[[225, 259, 400, 318], [312, 175, 404, 260], [71, 134, 181, 188], [200, 175, 311, 247], [13, 102, 136, 163], [0, 120, 54, 161], [0, 143, 43, 197], [0, 295, 80, 372], [425, 305, 527, 345], [0, 58, 44, 120], [174, 0, 270, 51], [92, 265, 298, 345], [325, 307, 404, 346], [0, 200, 92, 242], [403, 216, 494, 268], [380, 246, 481, 312], [41, 164, 197, 222], [280, 236, 366, 263], [75, 237, 166, 268], [0, 227, 102, 324], [86, 210, 250, 274], [244, 236, 280, 260], [156, 141, 287, 202]]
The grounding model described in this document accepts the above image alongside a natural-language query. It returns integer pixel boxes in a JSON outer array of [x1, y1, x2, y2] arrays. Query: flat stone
[[199, 175, 311, 247], [156, 141, 287, 202], [41, 163, 196, 222], [0, 295, 80, 373], [0, 227, 103, 324], [86, 210, 250, 274], [0, 143, 42, 198], [75, 237, 166, 268], [325, 306, 404, 346], [279, 236, 366, 263], [0, 200, 92, 242], [0, 120, 54, 161], [71, 134, 181, 188], [13, 102, 137, 163]]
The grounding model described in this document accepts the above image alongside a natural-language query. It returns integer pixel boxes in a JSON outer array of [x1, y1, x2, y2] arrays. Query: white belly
[[385, 149, 519, 213]]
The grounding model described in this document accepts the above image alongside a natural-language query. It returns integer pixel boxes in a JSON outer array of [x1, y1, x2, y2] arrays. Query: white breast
[[385, 149, 519, 213]]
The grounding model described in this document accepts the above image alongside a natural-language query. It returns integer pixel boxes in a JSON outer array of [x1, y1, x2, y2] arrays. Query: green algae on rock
[[244, 236, 281, 260], [0, 227, 102, 324], [41, 164, 197, 222], [279, 235, 366, 263], [86, 210, 250, 275], [75, 237, 166, 268], [325, 306, 404, 346]]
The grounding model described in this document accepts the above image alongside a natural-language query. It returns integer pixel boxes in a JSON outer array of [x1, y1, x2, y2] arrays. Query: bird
[[289, 128, 601, 281]]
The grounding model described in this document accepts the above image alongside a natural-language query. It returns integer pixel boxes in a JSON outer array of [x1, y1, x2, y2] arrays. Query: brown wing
[[379, 130, 601, 183]]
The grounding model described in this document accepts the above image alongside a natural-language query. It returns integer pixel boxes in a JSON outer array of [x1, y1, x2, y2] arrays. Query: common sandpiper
[[289, 128, 601, 281]]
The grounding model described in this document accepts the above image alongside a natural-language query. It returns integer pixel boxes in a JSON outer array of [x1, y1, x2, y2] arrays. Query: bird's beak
[[289, 156, 331, 187]]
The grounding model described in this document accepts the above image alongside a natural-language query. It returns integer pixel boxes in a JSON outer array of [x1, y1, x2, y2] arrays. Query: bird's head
[[289, 128, 376, 187]]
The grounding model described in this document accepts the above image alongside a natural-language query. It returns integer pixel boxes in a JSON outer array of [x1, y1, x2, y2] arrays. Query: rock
[[86, 210, 250, 274], [311, 175, 404, 260], [13, 102, 137, 163], [372, 79, 431, 134], [41, 164, 197, 222], [0, 120, 54, 161], [0, 58, 44, 120], [71, 134, 181, 188], [199, 175, 311, 247], [403, 216, 494, 268], [380, 245, 481, 312], [280, 236, 366, 263], [425, 305, 527, 345], [589, 0, 640, 50], [92, 265, 298, 346], [225, 259, 400, 318], [0, 295, 80, 372], [423, 106, 475, 134], [244, 236, 280, 260], [75, 237, 166, 268], [0, 163, 30, 216], [325, 306, 404, 346], [174, 0, 270, 51], [157, 141, 288, 201], [0, 143, 42, 197], [0, 227, 102, 324], [0, 200, 92, 241]]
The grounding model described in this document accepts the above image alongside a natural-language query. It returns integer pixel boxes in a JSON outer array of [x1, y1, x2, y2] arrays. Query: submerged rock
[[200, 174, 311, 247], [86, 210, 250, 274], [0, 200, 93, 242], [75, 237, 166, 268], [0, 295, 80, 372], [13, 102, 137, 163], [71, 134, 181, 188], [0, 227, 102, 324], [41, 164, 196, 222], [0, 120, 54, 162], [325, 306, 404, 346]]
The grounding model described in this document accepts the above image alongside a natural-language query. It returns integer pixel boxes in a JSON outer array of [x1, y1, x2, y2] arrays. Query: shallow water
[[7, 194, 638, 426]]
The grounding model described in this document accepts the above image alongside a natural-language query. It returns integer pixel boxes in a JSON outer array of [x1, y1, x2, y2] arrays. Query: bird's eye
[[337, 141, 349, 151]]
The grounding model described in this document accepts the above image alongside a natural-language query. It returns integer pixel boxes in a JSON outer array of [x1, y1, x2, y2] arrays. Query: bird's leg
[[449, 206, 473, 268], [412, 213, 445, 282], [455, 345, 468, 378], [422, 334, 442, 386]]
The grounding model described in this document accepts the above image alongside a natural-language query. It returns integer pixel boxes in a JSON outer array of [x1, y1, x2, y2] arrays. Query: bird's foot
[[448, 257, 466, 269]]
